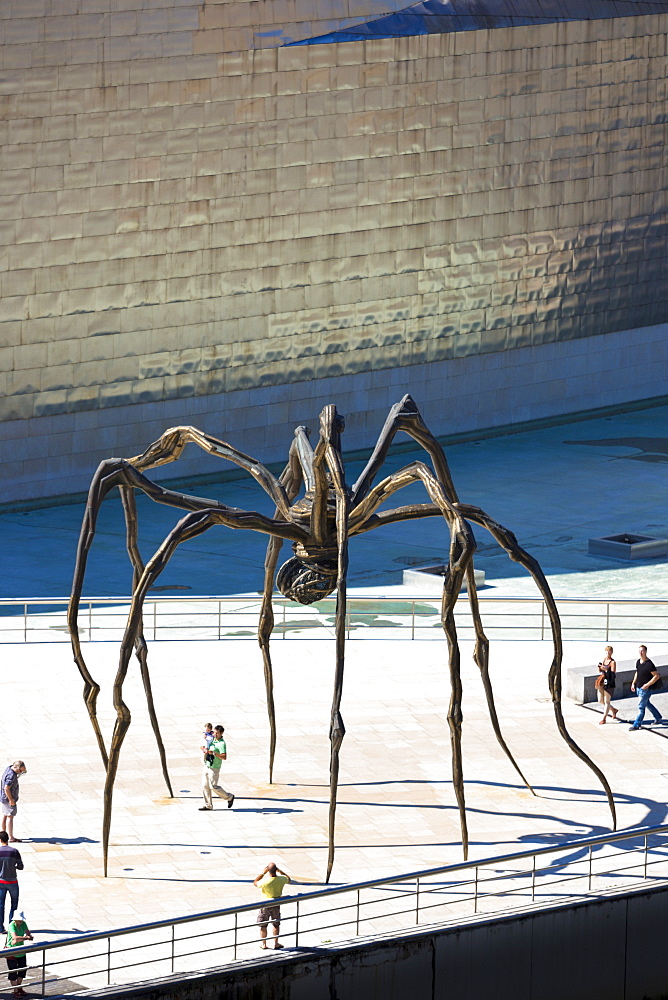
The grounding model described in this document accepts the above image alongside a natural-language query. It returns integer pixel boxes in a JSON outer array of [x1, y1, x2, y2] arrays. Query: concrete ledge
[[588, 534, 668, 560], [565, 654, 668, 704], [402, 566, 486, 592]]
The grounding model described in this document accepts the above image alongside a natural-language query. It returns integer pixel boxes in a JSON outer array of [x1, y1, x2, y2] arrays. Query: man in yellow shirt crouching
[[253, 862, 291, 950]]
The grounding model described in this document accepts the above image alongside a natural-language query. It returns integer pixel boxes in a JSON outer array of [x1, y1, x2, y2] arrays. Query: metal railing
[[1, 595, 667, 643], [4, 824, 668, 996]]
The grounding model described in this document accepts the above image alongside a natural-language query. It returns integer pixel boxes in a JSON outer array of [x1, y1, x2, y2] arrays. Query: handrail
[[2, 823, 666, 996], [3, 596, 668, 606], [2, 821, 666, 961], [2, 595, 668, 645]]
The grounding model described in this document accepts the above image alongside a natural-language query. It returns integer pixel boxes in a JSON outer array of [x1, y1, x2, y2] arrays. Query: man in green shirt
[[199, 725, 234, 810], [253, 862, 291, 950]]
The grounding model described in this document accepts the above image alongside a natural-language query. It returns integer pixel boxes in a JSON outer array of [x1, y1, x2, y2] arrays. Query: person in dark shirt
[[630, 645, 662, 730], [0, 830, 23, 934]]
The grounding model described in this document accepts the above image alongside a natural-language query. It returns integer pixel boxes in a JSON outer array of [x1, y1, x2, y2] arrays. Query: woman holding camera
[[597, 645, 618, 724]]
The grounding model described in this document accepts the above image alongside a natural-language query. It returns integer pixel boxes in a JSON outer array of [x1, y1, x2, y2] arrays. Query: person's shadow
[[22, 837, 97, 845]]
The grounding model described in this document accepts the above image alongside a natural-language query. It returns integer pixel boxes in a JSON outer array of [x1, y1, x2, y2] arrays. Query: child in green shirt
[[5, 912, 32, 998]]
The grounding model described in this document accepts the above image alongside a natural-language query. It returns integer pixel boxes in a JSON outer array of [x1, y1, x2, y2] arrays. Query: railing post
[[89, 600, 93, 641], [606, 602, 610, 642], [218, 600, 222, 641], [356, 888, 360, 935], [588, 844, 593, 891], [474, 866, 479, 913], [644, 833, 648, 878], [171, 923, 175, 974], [411, 602, 415, 640], [153, 602, 157, 641], [295, 900, 299, 948], [107, 936, 111, 986], [234, 912, 238, 960], [415, 876, 420, 925], [24, 602, 28, 643], [41, 947, 46, 997], [283, 602, 286, 638], [531, 855, 536, 902], [540, 602, 545, 641]]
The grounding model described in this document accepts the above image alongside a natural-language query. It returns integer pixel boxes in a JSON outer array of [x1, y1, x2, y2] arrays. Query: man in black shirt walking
[[630, 645, 662, 730]]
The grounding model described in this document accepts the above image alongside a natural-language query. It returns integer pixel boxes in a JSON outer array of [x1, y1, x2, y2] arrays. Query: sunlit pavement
[[4, 633, 668, 952]]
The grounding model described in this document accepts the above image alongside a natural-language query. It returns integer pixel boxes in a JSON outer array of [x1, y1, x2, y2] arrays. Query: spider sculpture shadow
[[67, 395, 615, 879]]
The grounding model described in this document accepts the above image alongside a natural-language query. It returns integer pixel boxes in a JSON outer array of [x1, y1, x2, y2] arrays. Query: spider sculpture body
[[68, 395, 615, 879]]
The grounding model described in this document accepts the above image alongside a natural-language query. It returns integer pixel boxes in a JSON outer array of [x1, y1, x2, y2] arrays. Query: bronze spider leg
[[100, 505, 305, 875], [127, 425, 292, 520], [258, 534, 283, 783], [258, 428, 311, 782], [316, 407, 351, 883], [456, 503, 617, 830], [103, 509, 218, 876], [351, 399, 536, 795], [119, 485, 173, 797], [398, 464, 476, 860], [351, 394, 458, 503], [464, 566, 535, 795], [353, 459, 476, 858], [355, 488, 616, 832], [69, 458, 304, 770], [68, 458, 232, 770], [71, 419, 294, 758], [68, 462, 120, 769]]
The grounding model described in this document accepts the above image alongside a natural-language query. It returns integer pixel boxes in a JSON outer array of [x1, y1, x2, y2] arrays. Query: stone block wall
[[1, 3, 667, 501]]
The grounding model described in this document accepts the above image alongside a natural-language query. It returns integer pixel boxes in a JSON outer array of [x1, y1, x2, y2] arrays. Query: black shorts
[[7, 954, 26, 983]]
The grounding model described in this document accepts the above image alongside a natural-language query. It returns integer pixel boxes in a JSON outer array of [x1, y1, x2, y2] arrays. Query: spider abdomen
[[276, 556, 337, 605]]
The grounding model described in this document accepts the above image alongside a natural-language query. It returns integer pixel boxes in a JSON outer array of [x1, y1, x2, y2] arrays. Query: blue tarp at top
[[289, 0, 668, 44]]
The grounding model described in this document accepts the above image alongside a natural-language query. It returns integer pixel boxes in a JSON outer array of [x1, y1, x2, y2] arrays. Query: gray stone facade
[[1, 5, 667, 501]]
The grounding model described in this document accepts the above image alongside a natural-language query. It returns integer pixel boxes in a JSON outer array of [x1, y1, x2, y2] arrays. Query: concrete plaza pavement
[[3, 632, 668, 965]]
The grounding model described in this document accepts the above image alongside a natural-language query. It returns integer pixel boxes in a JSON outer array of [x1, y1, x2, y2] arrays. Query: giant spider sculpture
[[68, 395, 615, 879]]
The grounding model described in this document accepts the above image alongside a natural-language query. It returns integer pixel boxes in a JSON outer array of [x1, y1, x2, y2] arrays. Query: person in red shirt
[[0, 831, 23, 934]]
